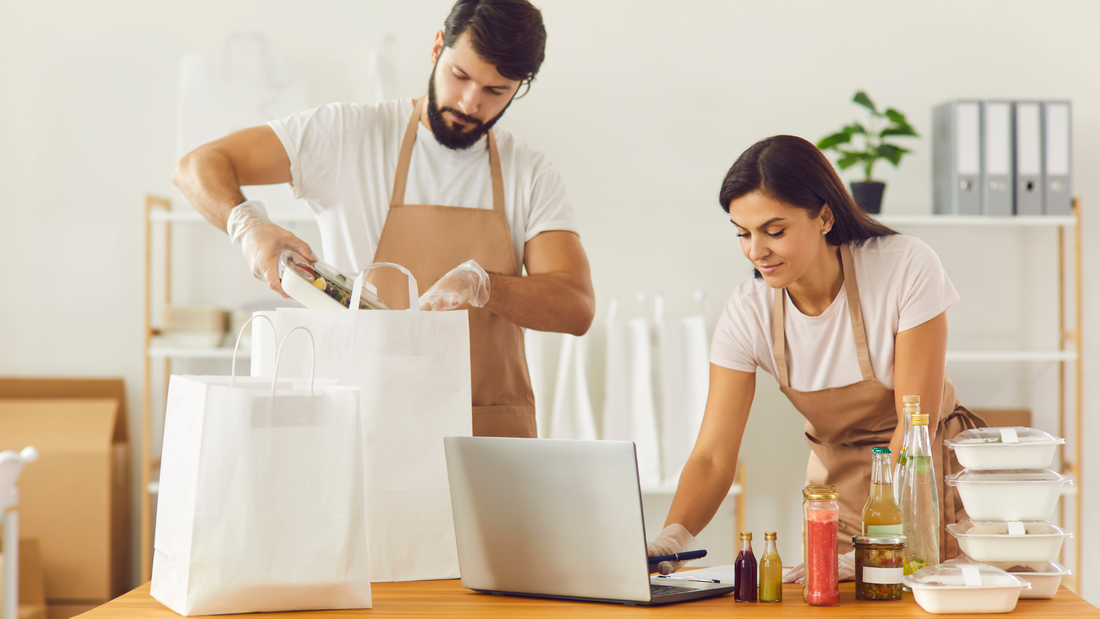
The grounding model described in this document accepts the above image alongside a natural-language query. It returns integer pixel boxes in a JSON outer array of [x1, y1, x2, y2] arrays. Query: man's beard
[[426, 62, 511, 150]]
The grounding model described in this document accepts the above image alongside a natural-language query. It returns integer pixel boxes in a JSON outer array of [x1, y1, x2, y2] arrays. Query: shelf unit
[[141, 196, 318, 580], [878, 200, 1083, 591]]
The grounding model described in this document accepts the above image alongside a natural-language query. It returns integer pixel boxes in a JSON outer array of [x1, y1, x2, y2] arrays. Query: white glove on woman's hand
[[418, 259, 490, 311], [226, 200, 316, 297], [782, 550, 857, 584], [645, 523, 699, 575]]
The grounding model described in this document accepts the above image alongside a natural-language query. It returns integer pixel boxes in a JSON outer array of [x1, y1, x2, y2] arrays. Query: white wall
[[3, 0, 1098, 601]]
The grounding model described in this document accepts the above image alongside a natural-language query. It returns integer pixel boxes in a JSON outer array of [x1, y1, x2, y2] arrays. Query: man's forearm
[[483, 271, 594, 336], [173, 148, 246, 232]]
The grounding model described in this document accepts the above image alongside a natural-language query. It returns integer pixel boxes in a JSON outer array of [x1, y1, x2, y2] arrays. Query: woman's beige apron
[[775, 245, 983, 560], [367, 96, 536, 438]]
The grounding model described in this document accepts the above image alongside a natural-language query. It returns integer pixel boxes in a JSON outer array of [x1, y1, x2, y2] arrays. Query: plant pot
[[850, 181, 886, 214]]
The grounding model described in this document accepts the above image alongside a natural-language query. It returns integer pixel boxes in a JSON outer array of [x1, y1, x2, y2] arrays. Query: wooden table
[[79, 581, 1099, 618]]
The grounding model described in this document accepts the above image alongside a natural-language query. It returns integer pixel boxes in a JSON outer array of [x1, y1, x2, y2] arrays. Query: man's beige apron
[[775, 245, 983, 560], [367, 96, 536, 438]]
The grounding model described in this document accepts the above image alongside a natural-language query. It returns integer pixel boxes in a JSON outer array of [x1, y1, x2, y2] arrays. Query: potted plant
[[816, 91, 919, 213]]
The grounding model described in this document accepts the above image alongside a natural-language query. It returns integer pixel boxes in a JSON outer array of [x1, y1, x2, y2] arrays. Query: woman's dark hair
[[718, 135, 897, 248], [443, 0, 546, 96]]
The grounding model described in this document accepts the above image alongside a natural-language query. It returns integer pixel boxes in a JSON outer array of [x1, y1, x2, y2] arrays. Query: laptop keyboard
[[650, 584, 697, 597]]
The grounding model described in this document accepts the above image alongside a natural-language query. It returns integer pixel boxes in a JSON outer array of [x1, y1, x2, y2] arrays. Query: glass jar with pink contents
[[805, 488, 840, 606]]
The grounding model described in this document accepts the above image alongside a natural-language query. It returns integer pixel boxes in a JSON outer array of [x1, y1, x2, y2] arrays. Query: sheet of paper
[[659, 565, 795, 585]]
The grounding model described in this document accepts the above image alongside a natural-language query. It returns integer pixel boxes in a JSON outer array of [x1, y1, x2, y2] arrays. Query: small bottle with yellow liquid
[[862, 447, 903, 535], [759, 531, 782, 602]]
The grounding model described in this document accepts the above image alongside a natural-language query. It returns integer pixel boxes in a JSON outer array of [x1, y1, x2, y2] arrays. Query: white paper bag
[[252, 263, 472, 582], [152, 321, 370, 616], [548, 334, 597, 440]]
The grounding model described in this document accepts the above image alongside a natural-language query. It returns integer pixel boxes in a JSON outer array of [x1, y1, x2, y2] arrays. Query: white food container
[[946, 519, 1071, 563], [945, 469, 1069, 521], [946, 556, 1070, 599], [945, 427, 1064, 471], [903, 564, 1030, 614], [278, 250, 388, 310]]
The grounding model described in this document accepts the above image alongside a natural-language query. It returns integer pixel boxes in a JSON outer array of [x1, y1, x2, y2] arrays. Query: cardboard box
[[0, 395, 131, 602], [0, 539, 48, 619]]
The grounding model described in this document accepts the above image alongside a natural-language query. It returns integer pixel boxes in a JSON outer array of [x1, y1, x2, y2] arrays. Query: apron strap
[[487, 129, 505, 213], [772, 288, 790, 389], [840, 244, 875, 382], [391, 96, 505, 214], [390, 97, 424, 209]]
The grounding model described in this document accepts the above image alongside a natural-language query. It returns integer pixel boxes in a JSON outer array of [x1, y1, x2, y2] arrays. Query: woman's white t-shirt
[[268, 98, 579, 275], [709, 235, 959, 391]]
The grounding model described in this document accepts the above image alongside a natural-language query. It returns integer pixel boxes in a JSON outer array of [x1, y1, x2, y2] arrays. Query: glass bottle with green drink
[[862, 447, 902, 535], [893, 395, 917, 504], [899, 411, 939, 575], [759, 531, 782, 602]]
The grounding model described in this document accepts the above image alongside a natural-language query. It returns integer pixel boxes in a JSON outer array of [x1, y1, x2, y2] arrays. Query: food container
[[852, 535, 905, 601], [278, 250, 387, 310], [903, 564, 1029, 614], [946, 519, 1071, 563], [946, 556, 1070, 599], [944, 469, 1069, 521], [945, 427, 1064, 471]]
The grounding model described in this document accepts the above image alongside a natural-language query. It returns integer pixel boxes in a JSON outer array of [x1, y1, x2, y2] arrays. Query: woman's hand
[[646, 524, 699, 575]]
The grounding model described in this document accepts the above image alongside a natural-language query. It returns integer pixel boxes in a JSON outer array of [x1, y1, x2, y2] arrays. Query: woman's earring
[[822, 229, 828, 235]]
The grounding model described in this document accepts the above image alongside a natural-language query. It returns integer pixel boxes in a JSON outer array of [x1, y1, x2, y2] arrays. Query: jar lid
[[805, 490, 839, 500], [852, 534, 906, 546], [802, 484, 836, 496], [872, 446, 891, 454]]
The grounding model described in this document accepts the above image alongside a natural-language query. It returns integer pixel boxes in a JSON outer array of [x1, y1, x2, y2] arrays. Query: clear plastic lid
[[902, 564, 1030, 589], [944, 469, 1069, 486], [946, 518, 1071, 539], [945, 427, 1064, 448], [278, 250, 387, 310], [945, 556, 1071, 576]]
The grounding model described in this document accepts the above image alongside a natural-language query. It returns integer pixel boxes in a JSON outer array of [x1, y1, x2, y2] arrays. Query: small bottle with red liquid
[[805, 489, 840, 606], [733, 532, 757, 602]]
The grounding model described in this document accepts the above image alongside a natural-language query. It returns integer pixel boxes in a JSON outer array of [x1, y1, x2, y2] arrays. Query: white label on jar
[[1008, 521, 1026, 536], [960, 565, 984, 587], [862, 566, 903, 584], [999, 428, 1019, 443]]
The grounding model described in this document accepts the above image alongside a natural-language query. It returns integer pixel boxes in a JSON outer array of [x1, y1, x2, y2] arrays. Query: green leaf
[[853, 91, 877, 114], [817, 131, 852, 150], [837, 150, 868, 170], [884, 108, 909, 125], [878, 143, 909, 166], [881, 126, 918, 138], [844, 122, 867, 135]]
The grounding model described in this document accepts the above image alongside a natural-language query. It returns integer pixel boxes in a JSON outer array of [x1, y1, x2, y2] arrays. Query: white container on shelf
[[945, 469, 1069, 521], [945, 427, 1064, 471], [903, 564, 1030, 614], [945, 556, 1070, 599], [946, 519, 1071, 563]]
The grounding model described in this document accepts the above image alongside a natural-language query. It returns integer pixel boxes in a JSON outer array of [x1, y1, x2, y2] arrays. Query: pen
[[647, 549, 707, 564]]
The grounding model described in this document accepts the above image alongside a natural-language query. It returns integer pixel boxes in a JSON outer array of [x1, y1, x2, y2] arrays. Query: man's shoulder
[[490, 125, 553, 176]]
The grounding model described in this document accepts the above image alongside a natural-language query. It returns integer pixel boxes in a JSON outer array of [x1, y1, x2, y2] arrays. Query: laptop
[[443, 437, 736, 605]]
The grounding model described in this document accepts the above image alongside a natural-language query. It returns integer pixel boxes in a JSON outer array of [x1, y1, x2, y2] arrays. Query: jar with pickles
[[852, 535, 905, 601]]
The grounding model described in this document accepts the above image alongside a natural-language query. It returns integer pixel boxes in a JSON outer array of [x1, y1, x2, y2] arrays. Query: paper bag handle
[[272, 327, 315, 394], [231, 314, 276, 387], [351, 262, 420, 311]]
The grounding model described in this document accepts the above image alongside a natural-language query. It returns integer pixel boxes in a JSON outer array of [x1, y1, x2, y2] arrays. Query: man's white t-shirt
[[710, 235, 959, 391], [268, 98, 579, 275]]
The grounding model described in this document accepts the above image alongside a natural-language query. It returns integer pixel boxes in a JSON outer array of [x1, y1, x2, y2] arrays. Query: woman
[[647, 135, 983, 576]]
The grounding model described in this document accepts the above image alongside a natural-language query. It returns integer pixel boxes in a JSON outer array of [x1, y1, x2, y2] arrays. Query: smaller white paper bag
[[152, 321, 371, 616]]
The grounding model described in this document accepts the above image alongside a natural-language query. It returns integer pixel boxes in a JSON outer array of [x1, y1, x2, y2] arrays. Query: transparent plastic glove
[[782, 550, 857, 584], [226, 200, 316, 297], [418, 259, 490, 311], [645, 523, 699, 575]]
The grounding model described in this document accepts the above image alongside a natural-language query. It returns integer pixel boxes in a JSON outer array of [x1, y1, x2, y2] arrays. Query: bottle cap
[[872, 447, 891, 454], [740, 532, 753, 541], [911, 413, 929, 426], [765, 531, 777, 540], [903, 395, 920, 404]]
